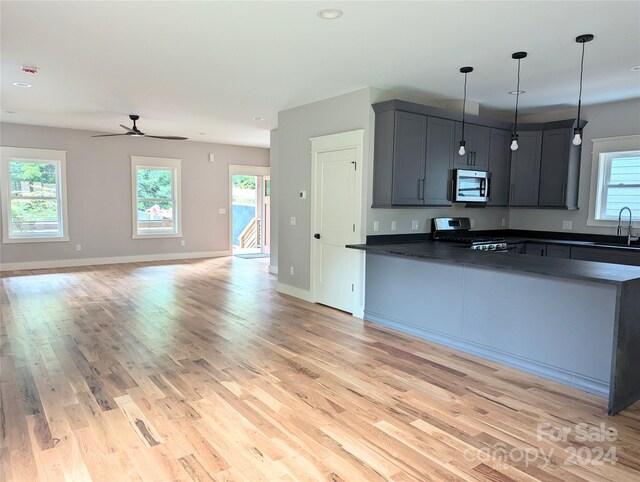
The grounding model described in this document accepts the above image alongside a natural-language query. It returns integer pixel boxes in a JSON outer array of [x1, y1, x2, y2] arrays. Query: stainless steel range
[[432, 217, 507, 251]]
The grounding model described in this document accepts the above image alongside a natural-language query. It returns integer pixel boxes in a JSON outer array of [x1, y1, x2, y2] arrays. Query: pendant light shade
[[573, 34, 594, 146], [458, 66, 473, 156], [510, 52, 527, 151]]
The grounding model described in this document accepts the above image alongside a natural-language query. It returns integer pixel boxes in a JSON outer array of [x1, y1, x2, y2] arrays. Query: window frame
[[587, 135, 640, 227], [131, 156, 182, 239], [0, 147, 69, 243]]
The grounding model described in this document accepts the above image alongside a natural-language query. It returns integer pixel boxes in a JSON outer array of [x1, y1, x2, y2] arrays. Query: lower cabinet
[[571, 247, 640, 267], [524, 243, 547, 256], [546, 245, 572, 259]]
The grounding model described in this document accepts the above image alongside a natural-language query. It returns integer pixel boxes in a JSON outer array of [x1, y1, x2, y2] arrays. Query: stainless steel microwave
[[454, 169, 491, 203]]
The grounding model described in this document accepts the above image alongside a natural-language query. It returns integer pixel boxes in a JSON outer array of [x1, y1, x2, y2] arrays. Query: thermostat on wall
[[299, 190, 307, 199]]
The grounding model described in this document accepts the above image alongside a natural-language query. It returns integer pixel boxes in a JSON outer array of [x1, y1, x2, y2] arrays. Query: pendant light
[[510, 52, 527, 151], [458, 66, 473, 156], [572, 34, 594, 146]]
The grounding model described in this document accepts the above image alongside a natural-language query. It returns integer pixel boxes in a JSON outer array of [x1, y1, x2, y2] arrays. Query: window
[[588, 136, 640, 226], [1, 147, 68, 242], [131, 156, 181, 238]]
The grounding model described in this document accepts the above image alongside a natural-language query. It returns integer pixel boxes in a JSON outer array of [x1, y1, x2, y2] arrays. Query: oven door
[[454, 169, 491, 202]]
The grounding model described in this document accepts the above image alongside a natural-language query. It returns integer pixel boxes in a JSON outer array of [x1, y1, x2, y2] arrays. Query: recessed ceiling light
[[508, 90, 525, 95], [4, 110, 16, 114], [251, 117, 264, 121], [317, 8, 343, 20], [631, 65, 640, 72], [197, 132, 207, 135], [13, 82, 31, 88]]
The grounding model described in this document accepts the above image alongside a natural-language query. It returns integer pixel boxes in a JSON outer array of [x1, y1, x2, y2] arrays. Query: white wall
[[510, 98, 640, 234], [0, 122, 269, 266]]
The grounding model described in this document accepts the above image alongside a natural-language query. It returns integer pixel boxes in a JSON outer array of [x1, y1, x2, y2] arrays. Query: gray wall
[[0, 122, 269, 264], [268, 129, 279, 273], [510, 98, 640, 234], [276, 88, 372, 290]]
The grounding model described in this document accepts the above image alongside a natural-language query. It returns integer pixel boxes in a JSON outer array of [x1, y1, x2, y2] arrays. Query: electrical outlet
[[218, 208, 226, 214], [563, 220, 573, 230], [290, 216, 296, 226], [75, 244, 82, 251], [501, 218, 506, 227], [470, 218, 475, 228], [181, 240, 186, 247], [373, 221, 380, 232], [289, 266, 294, 276], [391, 221, 397, 232], [411, 220, 419, 231]]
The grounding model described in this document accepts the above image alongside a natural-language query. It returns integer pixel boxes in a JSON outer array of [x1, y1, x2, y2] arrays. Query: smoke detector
[[21, 66, 39, 75]]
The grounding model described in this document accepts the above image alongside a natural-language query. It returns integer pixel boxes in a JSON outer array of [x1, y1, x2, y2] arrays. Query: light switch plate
[[391, 221, 397, 232], [290, 216, 296, 226], [563, 220, 573, 230], [470, 218, 475, 228], [373, 221, 380, 232], [411, 220, 419, 231], [208, 153, 215, 163], [218, 208, 226, 214]]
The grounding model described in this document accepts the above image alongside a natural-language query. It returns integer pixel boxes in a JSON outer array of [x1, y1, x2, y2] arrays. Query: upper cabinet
[[487, 129, 512, 206], [509, 131, 543, 206], [372, 108, 454, 207], [372, 100, 583, 210], [453, 123, 490, 170], [538, 128, 581, 209]]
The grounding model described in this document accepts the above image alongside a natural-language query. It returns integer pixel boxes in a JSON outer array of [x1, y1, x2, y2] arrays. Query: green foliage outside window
[[137, 168, 173, 209], [9, 162, 59, 223]]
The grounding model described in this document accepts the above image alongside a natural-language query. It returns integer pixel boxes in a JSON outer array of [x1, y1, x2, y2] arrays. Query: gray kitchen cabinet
[[424, 117, 455, 205], [453, 123, 491, 170], [507, 242, 526, 254], [391, 111, 428, 205], [487, 129, 512, 206], [571, 247, 640, 266], [524, 243, 547, 256], [546, 244, 572, 259], [538, 128, 581, 209], [509, 131, 543, 206]]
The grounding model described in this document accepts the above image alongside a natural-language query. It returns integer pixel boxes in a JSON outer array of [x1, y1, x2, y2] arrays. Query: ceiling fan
[[92, 115, 188, 140]]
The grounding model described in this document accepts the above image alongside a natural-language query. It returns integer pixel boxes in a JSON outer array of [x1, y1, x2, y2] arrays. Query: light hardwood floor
[[1, 257, 640, 481]]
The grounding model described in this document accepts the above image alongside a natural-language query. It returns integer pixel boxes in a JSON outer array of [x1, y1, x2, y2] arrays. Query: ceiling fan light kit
[[92, 114, 188, 140]]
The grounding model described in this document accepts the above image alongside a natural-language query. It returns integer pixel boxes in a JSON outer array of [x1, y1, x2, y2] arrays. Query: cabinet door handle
[[561, 183, 566, 203], [450, 177, 455, 201], [472, 151, 476, 166], [419, 178, 425, 201], [510, 184, 514, 203]]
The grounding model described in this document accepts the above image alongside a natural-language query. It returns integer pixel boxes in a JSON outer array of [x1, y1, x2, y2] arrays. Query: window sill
[[586, 218, 640, 228], [2, 236, 69, 244], [132, 233, 183, 240]]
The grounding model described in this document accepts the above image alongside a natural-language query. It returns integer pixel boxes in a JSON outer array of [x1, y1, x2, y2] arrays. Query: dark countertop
[[505, 237, 640, 252], [347, 241, 640, 285]]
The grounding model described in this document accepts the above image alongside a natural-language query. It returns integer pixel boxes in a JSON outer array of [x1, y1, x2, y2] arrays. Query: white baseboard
[[0, 250, 231, 272], [276, 282, 314, 303], [268, 265, 278, 275]]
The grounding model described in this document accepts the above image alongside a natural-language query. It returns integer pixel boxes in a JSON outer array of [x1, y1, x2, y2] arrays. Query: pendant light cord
[[576, 40, 586, 127], [461, 73, 468, 141], [513, 59, 521, 134]]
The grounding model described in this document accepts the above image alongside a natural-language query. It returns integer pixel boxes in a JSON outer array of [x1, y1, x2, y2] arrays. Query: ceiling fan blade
[[119, 124, 135, 133], [92, 133, 130, 137], [145, 135, 189, 140]]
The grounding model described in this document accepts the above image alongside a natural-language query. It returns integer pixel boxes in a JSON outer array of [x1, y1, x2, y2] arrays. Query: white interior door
[[312, 146, 361, 313]]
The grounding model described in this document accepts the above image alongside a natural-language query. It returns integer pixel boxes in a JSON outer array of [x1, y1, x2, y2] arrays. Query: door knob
[[314, 233, 321, 239]]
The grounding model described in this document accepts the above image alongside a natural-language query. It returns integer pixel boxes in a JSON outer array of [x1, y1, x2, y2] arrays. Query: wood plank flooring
[[1, 257, 640, 481]]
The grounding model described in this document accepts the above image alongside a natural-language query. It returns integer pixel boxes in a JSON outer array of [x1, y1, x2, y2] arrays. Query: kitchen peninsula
[[348, 237, 640, 415]]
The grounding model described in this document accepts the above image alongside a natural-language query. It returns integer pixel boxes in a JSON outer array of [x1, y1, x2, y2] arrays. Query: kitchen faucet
[[617, 207, 638, 245]]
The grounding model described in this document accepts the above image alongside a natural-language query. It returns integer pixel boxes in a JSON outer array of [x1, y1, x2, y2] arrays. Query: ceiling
[[1, 1, 639, 148]]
